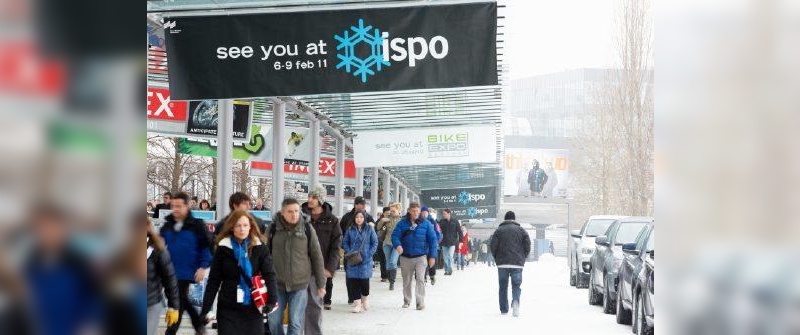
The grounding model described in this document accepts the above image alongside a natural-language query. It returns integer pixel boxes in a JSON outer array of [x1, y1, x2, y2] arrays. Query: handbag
[[250, 274, 268, 311], [345, 230, 365, 266], [377, 221, 388, 241]]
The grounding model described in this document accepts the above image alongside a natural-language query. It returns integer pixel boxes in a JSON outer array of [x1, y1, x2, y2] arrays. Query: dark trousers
[[497, 268, 523, 314], [323, 277, 334, 305], [345, 274, 356, 302], [346, 278, 370, 299], [166, 280, 205, 335], [376, 246, 388, 279]]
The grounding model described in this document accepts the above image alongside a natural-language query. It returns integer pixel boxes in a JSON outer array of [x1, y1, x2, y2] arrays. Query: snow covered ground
[[162, 255, 632, 334]]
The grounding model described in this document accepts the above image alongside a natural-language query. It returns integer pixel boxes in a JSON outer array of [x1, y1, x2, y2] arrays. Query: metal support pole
[[216, 99, 234, 220], [394, 178, 400, 205], [371, 167, 379, 216], [310, 119, 321, 190], [335, 136, 345, 217], [401, 186, 408, 211], [382, 170, 391, 208], [356, 168, 364, 200], [272, 101, 286, 207]]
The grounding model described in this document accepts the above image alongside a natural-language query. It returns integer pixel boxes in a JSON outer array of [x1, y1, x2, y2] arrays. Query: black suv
[[588, 217, 652, 314], [616, 224, 654, 326]]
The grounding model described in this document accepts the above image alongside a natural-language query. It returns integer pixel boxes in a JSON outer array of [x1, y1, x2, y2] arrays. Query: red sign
[[147, 87, 188, 121], [251, 158, 356, 179], [0, 41, 65, 96]]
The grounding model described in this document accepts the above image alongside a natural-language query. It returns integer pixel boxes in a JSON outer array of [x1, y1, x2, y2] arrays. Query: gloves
[[165, 308, 179, 327]]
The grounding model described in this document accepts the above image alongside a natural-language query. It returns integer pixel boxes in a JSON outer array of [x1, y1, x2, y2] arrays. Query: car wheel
[[569, 260, 577, 287], [616, 283, 632, 324], [603, 274, 616, 314], [588, 271, 602, 305]]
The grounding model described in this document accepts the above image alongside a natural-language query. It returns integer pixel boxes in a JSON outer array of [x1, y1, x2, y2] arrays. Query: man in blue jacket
[[391, 202, 438, 310], [159, 192, 212, 335]]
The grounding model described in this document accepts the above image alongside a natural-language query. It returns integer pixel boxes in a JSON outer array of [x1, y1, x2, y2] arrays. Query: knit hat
[[421, 206, 430, 212], [308, 184, 326, 203], [504, 211, 516, 221]]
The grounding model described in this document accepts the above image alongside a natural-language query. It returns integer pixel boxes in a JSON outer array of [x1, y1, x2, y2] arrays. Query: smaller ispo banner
[[420, 186, 497, 221], [353, 125, 497, 167]]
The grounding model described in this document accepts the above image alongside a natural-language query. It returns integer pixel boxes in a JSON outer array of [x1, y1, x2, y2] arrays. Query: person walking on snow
[[391, 202, 438, 310], [342, 210, 379, 313], [490, 211, 531, 317]]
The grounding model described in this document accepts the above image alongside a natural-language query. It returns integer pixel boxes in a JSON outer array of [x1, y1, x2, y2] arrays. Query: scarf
[[231, 238, 253, 305]]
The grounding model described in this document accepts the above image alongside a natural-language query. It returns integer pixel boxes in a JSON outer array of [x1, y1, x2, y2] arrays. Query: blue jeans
[[498, 268, 523, 313], [456, 253, 465, 270], [442, 246, 456, 273], [383, 244, 400, 271], [269, 288, 308, 335]]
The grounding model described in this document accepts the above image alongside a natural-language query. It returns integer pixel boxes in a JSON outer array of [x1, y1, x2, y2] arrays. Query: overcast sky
[[503, 0, 618, 79]]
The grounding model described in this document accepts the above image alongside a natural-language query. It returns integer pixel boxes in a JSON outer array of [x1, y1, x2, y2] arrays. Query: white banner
[[353, 125, 497, 167]]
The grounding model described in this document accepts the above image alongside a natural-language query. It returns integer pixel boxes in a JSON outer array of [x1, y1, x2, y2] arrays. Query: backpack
[[268, 221, 311, 254]]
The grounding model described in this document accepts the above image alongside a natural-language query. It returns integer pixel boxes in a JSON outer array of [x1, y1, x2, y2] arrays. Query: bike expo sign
[[353, 125, 496, 167], [163, 2, 497, 99], [420, 186, 497, 221]]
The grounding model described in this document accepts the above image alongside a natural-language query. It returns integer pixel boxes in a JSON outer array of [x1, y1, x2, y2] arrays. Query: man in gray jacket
[[267, 198, 327, 335], [490, 211, 531, 317]]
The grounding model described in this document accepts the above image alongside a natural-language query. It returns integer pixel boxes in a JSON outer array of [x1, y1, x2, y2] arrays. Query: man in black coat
[[438, 209, 464, 276], [490, 211, 531, 317], [302, 185, 342, 335], [152, 192, 172, 218], [214, 192, 269, 240]]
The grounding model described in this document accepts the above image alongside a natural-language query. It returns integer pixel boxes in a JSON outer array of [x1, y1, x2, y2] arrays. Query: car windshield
[[645, 230, 654, 251], [584, 219, 616, 237], [613, 222, 648, 245]]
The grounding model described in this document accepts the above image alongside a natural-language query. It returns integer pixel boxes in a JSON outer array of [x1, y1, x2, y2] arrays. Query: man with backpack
[[301, 185, 342, 334], [266, 198, 326, 335]]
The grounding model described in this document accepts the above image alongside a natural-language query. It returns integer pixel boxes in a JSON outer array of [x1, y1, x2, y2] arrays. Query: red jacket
[[458, 233, 470, 255]]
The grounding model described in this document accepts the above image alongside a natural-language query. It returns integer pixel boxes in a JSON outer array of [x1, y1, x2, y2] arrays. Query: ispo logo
[[458, 191, 486, 206], [335, 19, 449, 83]]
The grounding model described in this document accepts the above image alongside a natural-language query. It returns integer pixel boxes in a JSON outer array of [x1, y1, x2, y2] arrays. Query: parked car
[[635, 245, 654, 335], [588, 217, 652, 314], [569, 215, 625, 288], [617, 224, 654, 326]]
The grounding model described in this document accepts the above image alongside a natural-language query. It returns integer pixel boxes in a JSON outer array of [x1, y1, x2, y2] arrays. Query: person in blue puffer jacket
[[158, 192, 212, 335], [391, 202, 438, 310], [342, 210, 378, 313]]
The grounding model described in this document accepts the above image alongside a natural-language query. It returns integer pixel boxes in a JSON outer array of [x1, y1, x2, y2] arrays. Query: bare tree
[[573, 0, 653, 218], [147, 136, 214, 196]]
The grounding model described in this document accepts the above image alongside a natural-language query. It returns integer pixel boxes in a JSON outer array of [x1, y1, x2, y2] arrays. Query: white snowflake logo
[[334, 19, 391, 83]]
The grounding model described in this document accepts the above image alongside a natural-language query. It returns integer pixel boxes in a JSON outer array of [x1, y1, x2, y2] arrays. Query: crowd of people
[[145, 186, 533, 335]]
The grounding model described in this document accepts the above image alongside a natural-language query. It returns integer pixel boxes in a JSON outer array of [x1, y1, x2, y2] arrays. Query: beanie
[[504, 211, 516, 221], [308, 184, 326, 203]]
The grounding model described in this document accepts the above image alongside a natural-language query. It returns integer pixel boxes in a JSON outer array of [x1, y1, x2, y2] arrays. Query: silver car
[[569, 215, 625, 288]]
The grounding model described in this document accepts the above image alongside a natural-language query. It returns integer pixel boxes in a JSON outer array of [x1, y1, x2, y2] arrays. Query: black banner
[[421, 186, 496, 208], [186, 100, 251, 139], [449, 206, 497, 221], [165, 2, 497, 100]]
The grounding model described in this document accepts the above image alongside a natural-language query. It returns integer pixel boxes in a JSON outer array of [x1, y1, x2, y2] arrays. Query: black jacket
[[490, 220, 531, 267], [302, 202, 342, 274], [147, 245, 179, 309], [201, 238, 278, 333], [340, 208, 374, 235], [439, 218, 464, 247], [151, 203, 170, 218]]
